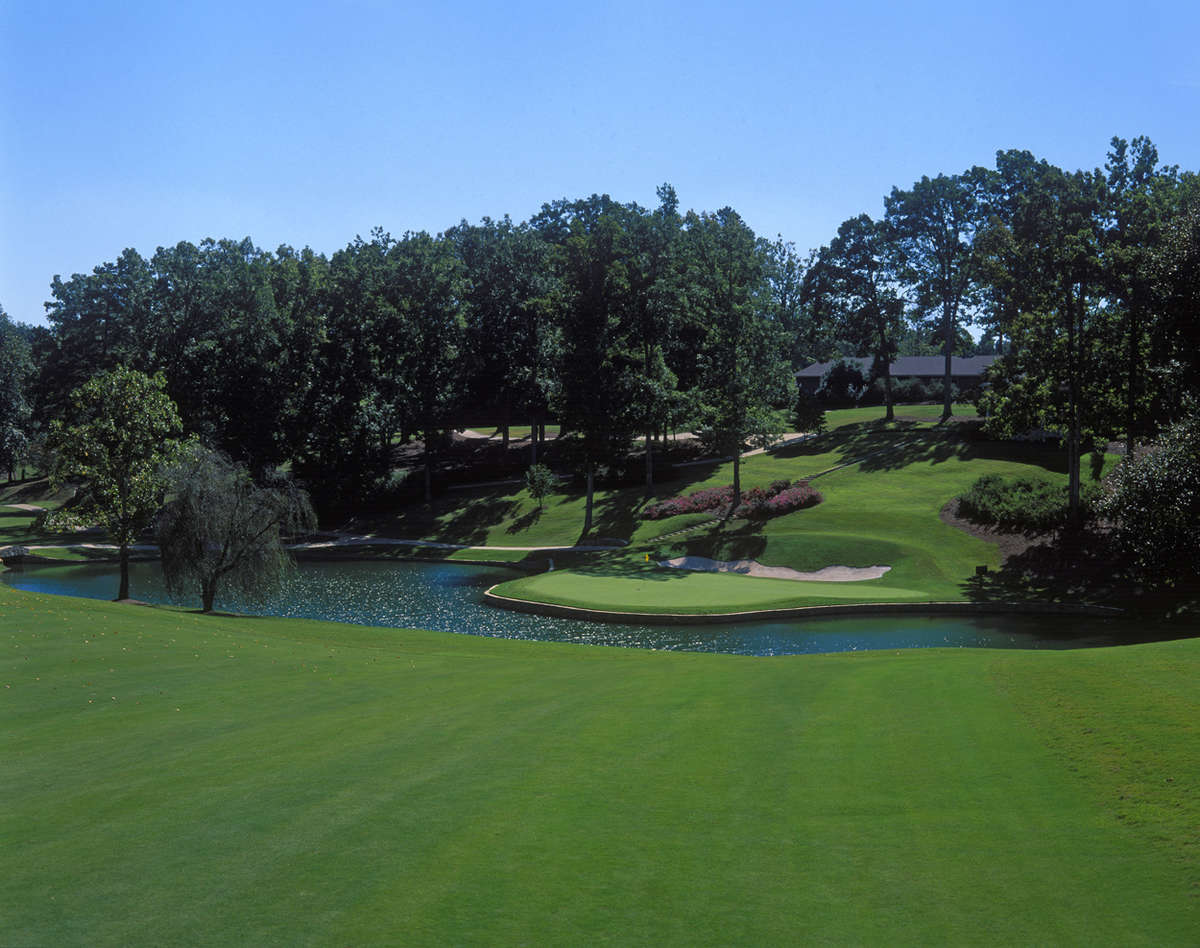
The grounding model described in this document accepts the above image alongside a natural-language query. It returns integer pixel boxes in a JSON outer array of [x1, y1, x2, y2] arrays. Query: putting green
[[495, 565, 926, 614]]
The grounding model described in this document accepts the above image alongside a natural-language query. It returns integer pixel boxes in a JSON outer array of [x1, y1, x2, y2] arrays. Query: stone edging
[[482, 588, 1124, 625]]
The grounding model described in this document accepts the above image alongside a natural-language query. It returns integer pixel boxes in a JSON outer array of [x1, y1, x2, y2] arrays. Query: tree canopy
[[47, 367, 183, 600]]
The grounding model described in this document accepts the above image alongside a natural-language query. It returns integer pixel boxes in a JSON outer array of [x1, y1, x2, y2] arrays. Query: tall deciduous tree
[[1103, 136, 1181, 453], [763, 238, 825, 370], [1153, 196, 1200, 414], [47, 367, 183, 600], [545, 195, 642, 534], [157, 444, 316, 613], [389, 231, 465, 503], [686, 208, 794, 515], [625, 184, 683, 497], [976, 160, 1110, 522], [810, 215, 906, 420], [885, 172, 984, 421], [39, 249, 155, 421], [299, 230, 405, 510], [449, 217, 558, 462], [0, 305, 33, 481]]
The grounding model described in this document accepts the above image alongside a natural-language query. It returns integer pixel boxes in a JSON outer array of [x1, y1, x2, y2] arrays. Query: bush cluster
[[643, 478, 821, 521], [734, 481, 823, 519], [957, 473, 1096, 532], [857, 377, 969, 406], [1100, 412, 1200, 587]]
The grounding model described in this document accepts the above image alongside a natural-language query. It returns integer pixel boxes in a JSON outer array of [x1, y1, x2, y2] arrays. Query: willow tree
[[157, 444, 316, 613]]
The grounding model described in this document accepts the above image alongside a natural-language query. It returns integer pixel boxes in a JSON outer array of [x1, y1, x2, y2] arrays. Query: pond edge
[[483, 588, 1125, 625]]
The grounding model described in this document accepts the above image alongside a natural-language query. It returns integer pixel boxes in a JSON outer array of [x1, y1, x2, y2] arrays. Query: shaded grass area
[[1, 585, 1196, 945]]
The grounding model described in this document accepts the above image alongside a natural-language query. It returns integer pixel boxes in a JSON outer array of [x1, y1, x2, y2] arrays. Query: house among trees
[[795, 355, 998, 394]]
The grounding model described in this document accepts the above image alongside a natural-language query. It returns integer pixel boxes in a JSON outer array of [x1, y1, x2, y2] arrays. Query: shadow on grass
[[506, 506, 543, 534], [770, 419, 1080, 480], [376, 495, 523, 546], [959, 528, 1122, 605]]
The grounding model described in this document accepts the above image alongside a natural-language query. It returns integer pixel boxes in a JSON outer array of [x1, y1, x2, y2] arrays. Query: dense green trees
[[22, 135, 1198, 542], [0, 305, 33, 481]]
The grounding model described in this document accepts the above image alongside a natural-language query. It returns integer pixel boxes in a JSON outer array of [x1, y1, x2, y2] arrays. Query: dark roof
[[795, 355, 998, 378]]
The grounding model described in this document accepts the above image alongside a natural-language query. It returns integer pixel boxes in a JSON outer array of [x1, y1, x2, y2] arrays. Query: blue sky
[[3, 0, 1198, 327]]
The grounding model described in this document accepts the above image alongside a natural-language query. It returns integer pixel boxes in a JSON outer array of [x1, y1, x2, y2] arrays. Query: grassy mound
[[1, 585, 1196, 945]]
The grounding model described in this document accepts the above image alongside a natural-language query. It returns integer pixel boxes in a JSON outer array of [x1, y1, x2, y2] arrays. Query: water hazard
[[1, 559, 1184, 656]]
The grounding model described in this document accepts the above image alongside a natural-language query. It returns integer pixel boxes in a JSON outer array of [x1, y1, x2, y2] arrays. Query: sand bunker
[[660, 556, 891, 582]]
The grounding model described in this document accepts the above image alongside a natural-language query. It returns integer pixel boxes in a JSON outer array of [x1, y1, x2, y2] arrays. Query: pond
[[1, 559, 1183, 656]]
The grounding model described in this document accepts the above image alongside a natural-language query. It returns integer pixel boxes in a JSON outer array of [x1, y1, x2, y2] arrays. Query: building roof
[[795, 355, 998, 379]]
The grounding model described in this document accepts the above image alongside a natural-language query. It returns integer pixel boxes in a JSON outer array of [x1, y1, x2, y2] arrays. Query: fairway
[[2, 584, 1196, 946]]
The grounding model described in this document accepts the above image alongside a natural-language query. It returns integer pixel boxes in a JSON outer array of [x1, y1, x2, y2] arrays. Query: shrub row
[[643, 478, 822, 521], [957, 473, 1097, 532]]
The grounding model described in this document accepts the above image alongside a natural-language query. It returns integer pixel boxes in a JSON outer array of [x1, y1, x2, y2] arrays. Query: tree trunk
[[1126, 305, 1138, 459], [582, 461, 594, 535], [942, 302, 954, 422], [881, 331, 894, 422], [530, 412, 538, 467], [1066, 290, 1081, 527], [502, 395, 511, 451], [202, 578, 217, 613], [422, 424, 435, 504], [644, 428, 654, 499], [116, 544, 130, 601], [726, 449, 742, 522]]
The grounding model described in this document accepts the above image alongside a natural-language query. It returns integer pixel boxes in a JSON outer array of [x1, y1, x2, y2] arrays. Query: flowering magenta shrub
[[736, 481, 823, 519], [642, 480, 822, 521], [641, 485, 736, 520]]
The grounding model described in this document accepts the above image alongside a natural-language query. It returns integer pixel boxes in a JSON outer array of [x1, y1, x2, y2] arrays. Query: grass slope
[[2, 585, 1196, 946], [492, 408, 1117, 612]]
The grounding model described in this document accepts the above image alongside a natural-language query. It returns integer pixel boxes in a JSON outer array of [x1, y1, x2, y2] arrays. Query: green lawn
[[490, 407, 1115, 613], [1, 585, 1196, 945]]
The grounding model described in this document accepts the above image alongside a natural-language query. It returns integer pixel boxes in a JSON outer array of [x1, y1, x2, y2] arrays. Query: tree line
[[2, 135, 1197, 523]]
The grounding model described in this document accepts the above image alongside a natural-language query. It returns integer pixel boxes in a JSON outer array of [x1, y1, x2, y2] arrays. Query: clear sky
[[3, 0, 1198, 327]]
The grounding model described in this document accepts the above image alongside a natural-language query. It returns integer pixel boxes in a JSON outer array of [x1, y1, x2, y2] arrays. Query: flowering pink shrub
[[737, 482, 823, 519], [643, 480, 822, 521], [641, 485, 736, 520]]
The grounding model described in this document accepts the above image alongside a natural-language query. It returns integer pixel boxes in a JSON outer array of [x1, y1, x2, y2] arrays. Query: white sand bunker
[[660, 556, 891, 582]]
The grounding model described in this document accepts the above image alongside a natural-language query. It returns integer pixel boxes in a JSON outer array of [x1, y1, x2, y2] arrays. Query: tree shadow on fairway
[[380, 495, 522, 546], [505, 506, 543, 534], [676, 519, 768, 562], [773, 419, 1079, 480], [959, 528, 1122, 606]]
